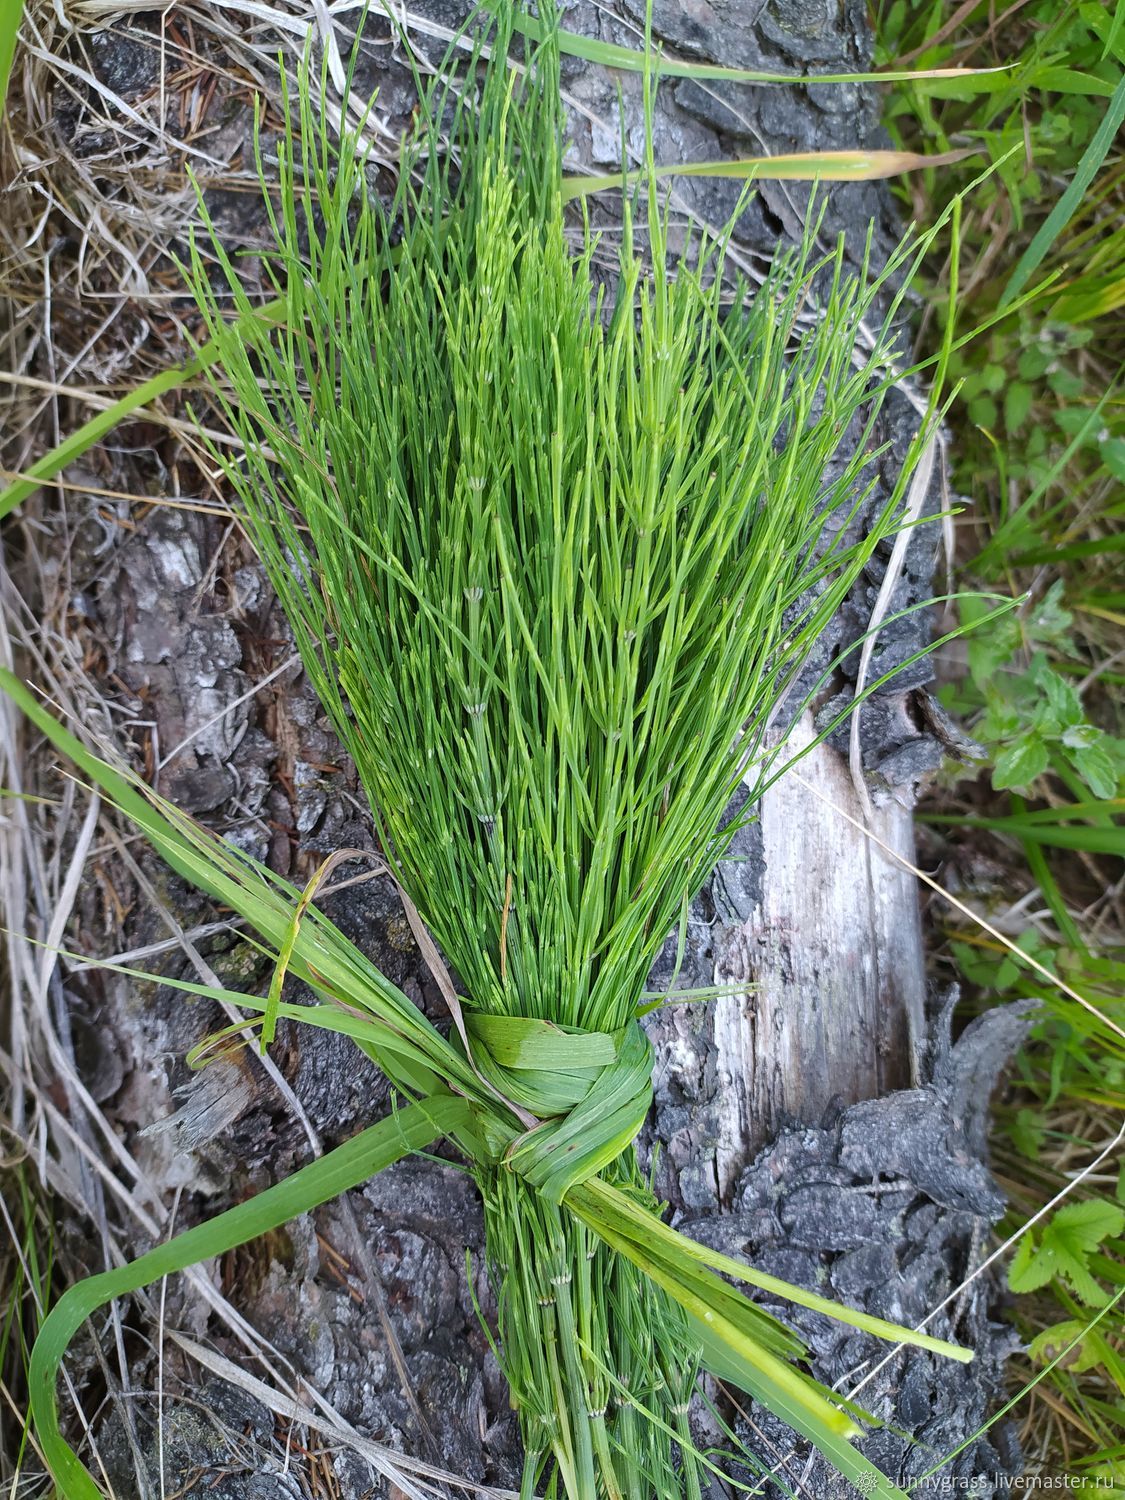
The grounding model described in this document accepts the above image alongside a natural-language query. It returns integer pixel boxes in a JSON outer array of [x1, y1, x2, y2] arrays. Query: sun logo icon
[[854, 1476, 881, 1497]]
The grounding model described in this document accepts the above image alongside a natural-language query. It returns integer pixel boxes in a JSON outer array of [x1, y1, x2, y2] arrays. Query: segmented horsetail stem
[[165, 0, 964, 1493]]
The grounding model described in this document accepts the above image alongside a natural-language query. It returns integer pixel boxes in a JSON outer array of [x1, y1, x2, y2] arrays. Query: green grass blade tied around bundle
[[28, 1097, 472, 1500], [7, 3, 978, 1495]]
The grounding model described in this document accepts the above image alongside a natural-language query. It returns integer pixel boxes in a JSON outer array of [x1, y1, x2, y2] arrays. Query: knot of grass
[[467, 1015, 654, 1203], [462, 1019, 693, 1500]]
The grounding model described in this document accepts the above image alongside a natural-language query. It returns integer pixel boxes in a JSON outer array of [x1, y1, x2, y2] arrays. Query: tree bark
[[713, 717, 926, 1177]]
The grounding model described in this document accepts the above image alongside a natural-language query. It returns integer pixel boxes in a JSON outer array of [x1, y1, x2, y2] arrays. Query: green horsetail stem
[[5, 0, 984, 1495]]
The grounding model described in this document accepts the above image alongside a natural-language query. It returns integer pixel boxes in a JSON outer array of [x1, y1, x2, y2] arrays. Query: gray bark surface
[[5, 1, 1025, 1494]]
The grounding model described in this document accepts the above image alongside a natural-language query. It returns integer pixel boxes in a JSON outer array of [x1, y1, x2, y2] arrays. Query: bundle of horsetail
[[6, 4, 976, 1497]]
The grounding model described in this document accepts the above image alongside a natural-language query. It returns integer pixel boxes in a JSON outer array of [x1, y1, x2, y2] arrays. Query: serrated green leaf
[[993, 735, 1050, 790], [1053, 1199, 1125, 1248], [1011, 1201, 1125, 1308], [1035, 666, 1084, 734], [1030, 581, 1075, 642], [1069, 743, 1121, 800], [1008, 1234, 1056, 1294]]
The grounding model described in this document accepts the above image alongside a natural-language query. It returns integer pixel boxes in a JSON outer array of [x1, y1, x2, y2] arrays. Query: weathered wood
[[711, 717, 925, 1180]]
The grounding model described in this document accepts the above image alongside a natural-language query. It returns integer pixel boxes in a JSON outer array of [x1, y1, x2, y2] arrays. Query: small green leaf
[[1048, 367, 1086, 400], [1008, 1234, 1055, 1294], [965, 605, 1019, 686], [993, 736, 1050, 790], [1035, 667, 1084, 734], [1003, 382, 1033, 431], [1028, 1320, 1106, 1376], [1068, 743, 1120, 799], [1100, 435, 1125, 482], [968, 393, 998, 427], [1061, 723, 1103, 751], [1029, 581, 1074, 642], [1009, 1108, 1045, 1161], [1017, 346, 1053, 380], [1011, 1201, 1125, 1307]]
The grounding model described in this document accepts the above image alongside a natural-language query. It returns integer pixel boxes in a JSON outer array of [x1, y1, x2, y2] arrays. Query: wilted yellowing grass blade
[[563, 146, 978, 199]]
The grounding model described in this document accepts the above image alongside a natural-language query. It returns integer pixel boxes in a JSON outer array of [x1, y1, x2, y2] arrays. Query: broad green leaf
[[1003, 381, 1033, 431], [1052, 1200, 1125, 1249], [1061, 724, 1103, 752], [1029, 1320, 1111, 1377], [1009, 1201, 1125, 1307], [1029, 66, 1120, 98], [993, 735, 1050, 790], [1068, 743, 1121, 800], [1008, 1234, 1056, 1295], [1009, 1107, 1046, 1161], [1035, 666, 1084, 734]]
